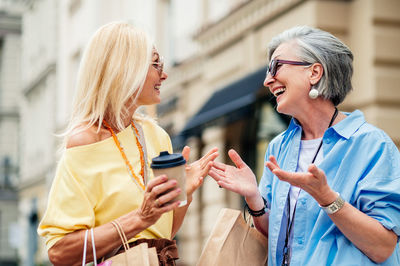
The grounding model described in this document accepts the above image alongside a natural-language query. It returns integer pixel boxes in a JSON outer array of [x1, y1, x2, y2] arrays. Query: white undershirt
[[289, 138, 323, 220]]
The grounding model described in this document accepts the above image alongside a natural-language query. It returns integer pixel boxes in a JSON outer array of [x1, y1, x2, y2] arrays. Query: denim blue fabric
[[259, 110, 400, 266]]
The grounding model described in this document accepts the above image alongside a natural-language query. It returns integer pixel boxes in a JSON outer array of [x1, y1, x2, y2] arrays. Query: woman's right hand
[[209, 149, 269, 237], [137, 174, 182, 227], [209, 149, 259, 199], [48, 175, 181, 266]]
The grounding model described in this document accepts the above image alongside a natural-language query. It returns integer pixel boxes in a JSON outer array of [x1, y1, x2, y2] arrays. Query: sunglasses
[[267, 59, 311, 77], [152, 56, 164, 76]]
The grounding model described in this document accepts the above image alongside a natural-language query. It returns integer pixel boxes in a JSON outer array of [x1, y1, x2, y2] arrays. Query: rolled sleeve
[[355, 138, 400, 238]]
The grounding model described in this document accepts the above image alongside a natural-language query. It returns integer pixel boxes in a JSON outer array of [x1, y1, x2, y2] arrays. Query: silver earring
[[309, 86, 319, 99]]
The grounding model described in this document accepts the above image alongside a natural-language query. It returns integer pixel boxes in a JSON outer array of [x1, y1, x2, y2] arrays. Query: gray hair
[[268, 26, 353, 106]]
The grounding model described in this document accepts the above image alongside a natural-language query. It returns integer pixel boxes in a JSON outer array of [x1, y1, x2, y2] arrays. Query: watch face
[[330, 205, 338, 212], [323, 195, 345, 214]]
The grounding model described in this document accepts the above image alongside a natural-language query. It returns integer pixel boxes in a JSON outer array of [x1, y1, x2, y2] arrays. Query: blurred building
[[14, 0, 400, 265], [18, 0, 58, 264], [0, 0, 22, 265]]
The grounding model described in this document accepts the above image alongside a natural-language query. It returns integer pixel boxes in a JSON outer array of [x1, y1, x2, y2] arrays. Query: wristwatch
[[320, 192, 345, 214]]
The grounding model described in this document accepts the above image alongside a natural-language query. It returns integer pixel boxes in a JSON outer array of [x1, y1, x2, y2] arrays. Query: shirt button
[[325, 139, 331, 144], [298, 238, 304, 244]]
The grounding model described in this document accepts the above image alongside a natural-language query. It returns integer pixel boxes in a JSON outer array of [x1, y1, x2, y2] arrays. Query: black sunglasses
[[267, 59, 311, 77]]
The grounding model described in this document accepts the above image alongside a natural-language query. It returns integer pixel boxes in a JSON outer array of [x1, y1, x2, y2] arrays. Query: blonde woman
[[38, 21, 218, 266]]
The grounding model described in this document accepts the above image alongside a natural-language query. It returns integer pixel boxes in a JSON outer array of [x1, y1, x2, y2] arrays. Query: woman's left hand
[[266, 155, 337, 205], [182, 146, 219, 197]]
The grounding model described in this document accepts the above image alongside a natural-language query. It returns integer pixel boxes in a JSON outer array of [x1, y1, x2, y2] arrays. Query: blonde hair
[[63, 21, 153, 142]]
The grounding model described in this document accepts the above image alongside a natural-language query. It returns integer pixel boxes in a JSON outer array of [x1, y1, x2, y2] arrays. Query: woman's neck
[[103, 108, 137, 134], [295, 102, 343, 140], [122, 115, 133, 129]]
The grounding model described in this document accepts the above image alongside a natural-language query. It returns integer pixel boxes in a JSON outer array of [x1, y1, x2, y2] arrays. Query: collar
[[331, 109, 365, 139], [284, 110, 366, 140]]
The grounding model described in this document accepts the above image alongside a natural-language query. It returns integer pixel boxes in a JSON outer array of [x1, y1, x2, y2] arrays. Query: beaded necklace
[[103, 120, 146, 191]]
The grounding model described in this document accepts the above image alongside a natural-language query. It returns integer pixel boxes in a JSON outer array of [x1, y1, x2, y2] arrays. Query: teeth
[[273, 88, 286, 97], [155, 85, 160, 90]]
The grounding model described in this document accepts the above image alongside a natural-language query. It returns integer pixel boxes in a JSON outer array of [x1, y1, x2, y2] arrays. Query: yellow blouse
[[38, 119, 173, 250]]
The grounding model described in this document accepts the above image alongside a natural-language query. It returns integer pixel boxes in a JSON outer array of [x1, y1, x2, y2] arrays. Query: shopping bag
[[148, 247, 159, 266], [98, 242, 151, 266], [82, 220, 157, 266], [197, 208, 268, 266]]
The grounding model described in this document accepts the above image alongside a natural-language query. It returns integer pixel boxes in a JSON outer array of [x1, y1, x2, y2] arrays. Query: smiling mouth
[[154, 85, 160, 91], [273, 87, 286, 97]]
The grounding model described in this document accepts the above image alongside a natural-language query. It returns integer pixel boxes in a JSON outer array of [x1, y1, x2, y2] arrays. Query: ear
[[309, 63, 323, 85]]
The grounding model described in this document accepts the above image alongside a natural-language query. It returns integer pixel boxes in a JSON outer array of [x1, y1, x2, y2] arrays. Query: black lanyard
[[282, 107, 338, 266]]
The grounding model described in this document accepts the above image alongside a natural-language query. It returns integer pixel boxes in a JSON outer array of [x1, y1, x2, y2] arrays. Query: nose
[[160, 70, 168, 82], [263, 72, 275, 88]]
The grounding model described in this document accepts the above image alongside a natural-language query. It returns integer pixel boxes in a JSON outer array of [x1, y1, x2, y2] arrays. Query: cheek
[[286, 76, 309, 94]]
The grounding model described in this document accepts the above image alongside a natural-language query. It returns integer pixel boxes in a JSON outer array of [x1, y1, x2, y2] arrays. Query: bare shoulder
[[66, 124, 110, 149]]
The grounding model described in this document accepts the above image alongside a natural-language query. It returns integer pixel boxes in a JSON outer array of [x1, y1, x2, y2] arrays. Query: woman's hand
[[169, 146, 218, 237], [137, 174, 182, 227], [266, 155, 337, 205], [267, 155, 398, 262], [181, 146, 219, 197], [209, 149, 259, 198], [48, 175, 180, 266]]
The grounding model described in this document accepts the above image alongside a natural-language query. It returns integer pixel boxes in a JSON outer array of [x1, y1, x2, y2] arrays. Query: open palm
[[182, 146, 219, 196], [209, 149, 258, 198]]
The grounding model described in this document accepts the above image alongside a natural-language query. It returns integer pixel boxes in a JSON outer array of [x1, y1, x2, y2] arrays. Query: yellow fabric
[[38, 119, 173, 250]]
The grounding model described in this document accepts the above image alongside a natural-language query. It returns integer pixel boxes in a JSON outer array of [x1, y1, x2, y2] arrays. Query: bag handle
[[82, 228, 98, 266], [111, 220, 130, 251], [82, 230, 88, 266]]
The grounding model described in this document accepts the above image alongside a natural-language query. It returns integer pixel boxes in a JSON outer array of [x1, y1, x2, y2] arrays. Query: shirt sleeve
[[37, 156, 96, 250], [259, 143, 275, 209], [354, 133, 400, 238], [166, 132, 173, 153]]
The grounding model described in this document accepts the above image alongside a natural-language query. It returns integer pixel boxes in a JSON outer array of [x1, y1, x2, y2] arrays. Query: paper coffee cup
[[151, 151, 187, 207]]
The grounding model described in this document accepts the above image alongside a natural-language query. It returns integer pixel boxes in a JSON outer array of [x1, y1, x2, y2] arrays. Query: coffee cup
[[151, 151, 187, 207]]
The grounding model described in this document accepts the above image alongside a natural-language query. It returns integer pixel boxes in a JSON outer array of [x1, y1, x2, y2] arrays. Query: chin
[[276, 103, 284, 114], [276, 103, 291, 116]]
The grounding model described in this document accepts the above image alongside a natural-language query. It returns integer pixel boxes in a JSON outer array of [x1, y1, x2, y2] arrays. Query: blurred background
[[0, 0, 399, 265]]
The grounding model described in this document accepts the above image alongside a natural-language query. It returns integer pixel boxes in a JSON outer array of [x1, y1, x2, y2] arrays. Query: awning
[[181, 67, 266, 137]]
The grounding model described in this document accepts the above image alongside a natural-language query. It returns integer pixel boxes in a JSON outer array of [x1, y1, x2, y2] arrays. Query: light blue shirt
[[259, 110, 400, 265]]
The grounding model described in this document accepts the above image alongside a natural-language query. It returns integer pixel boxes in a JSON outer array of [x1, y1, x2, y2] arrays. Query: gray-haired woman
[[209, 26, 400, 265]]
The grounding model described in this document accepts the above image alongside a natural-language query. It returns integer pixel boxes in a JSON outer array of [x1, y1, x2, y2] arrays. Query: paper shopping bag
[[98, 242, 151, 266], [197, 208, 268, 266], [148, 247, 159, 266], [82, 224, 154, 266]]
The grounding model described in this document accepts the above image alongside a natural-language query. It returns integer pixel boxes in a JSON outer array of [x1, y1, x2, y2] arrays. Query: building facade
[[18, 0, 58, 264], [0, 0, 22, 265]]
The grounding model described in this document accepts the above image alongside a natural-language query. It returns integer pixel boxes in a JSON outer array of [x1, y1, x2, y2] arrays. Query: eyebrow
[[272, 54, 282, 60]]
